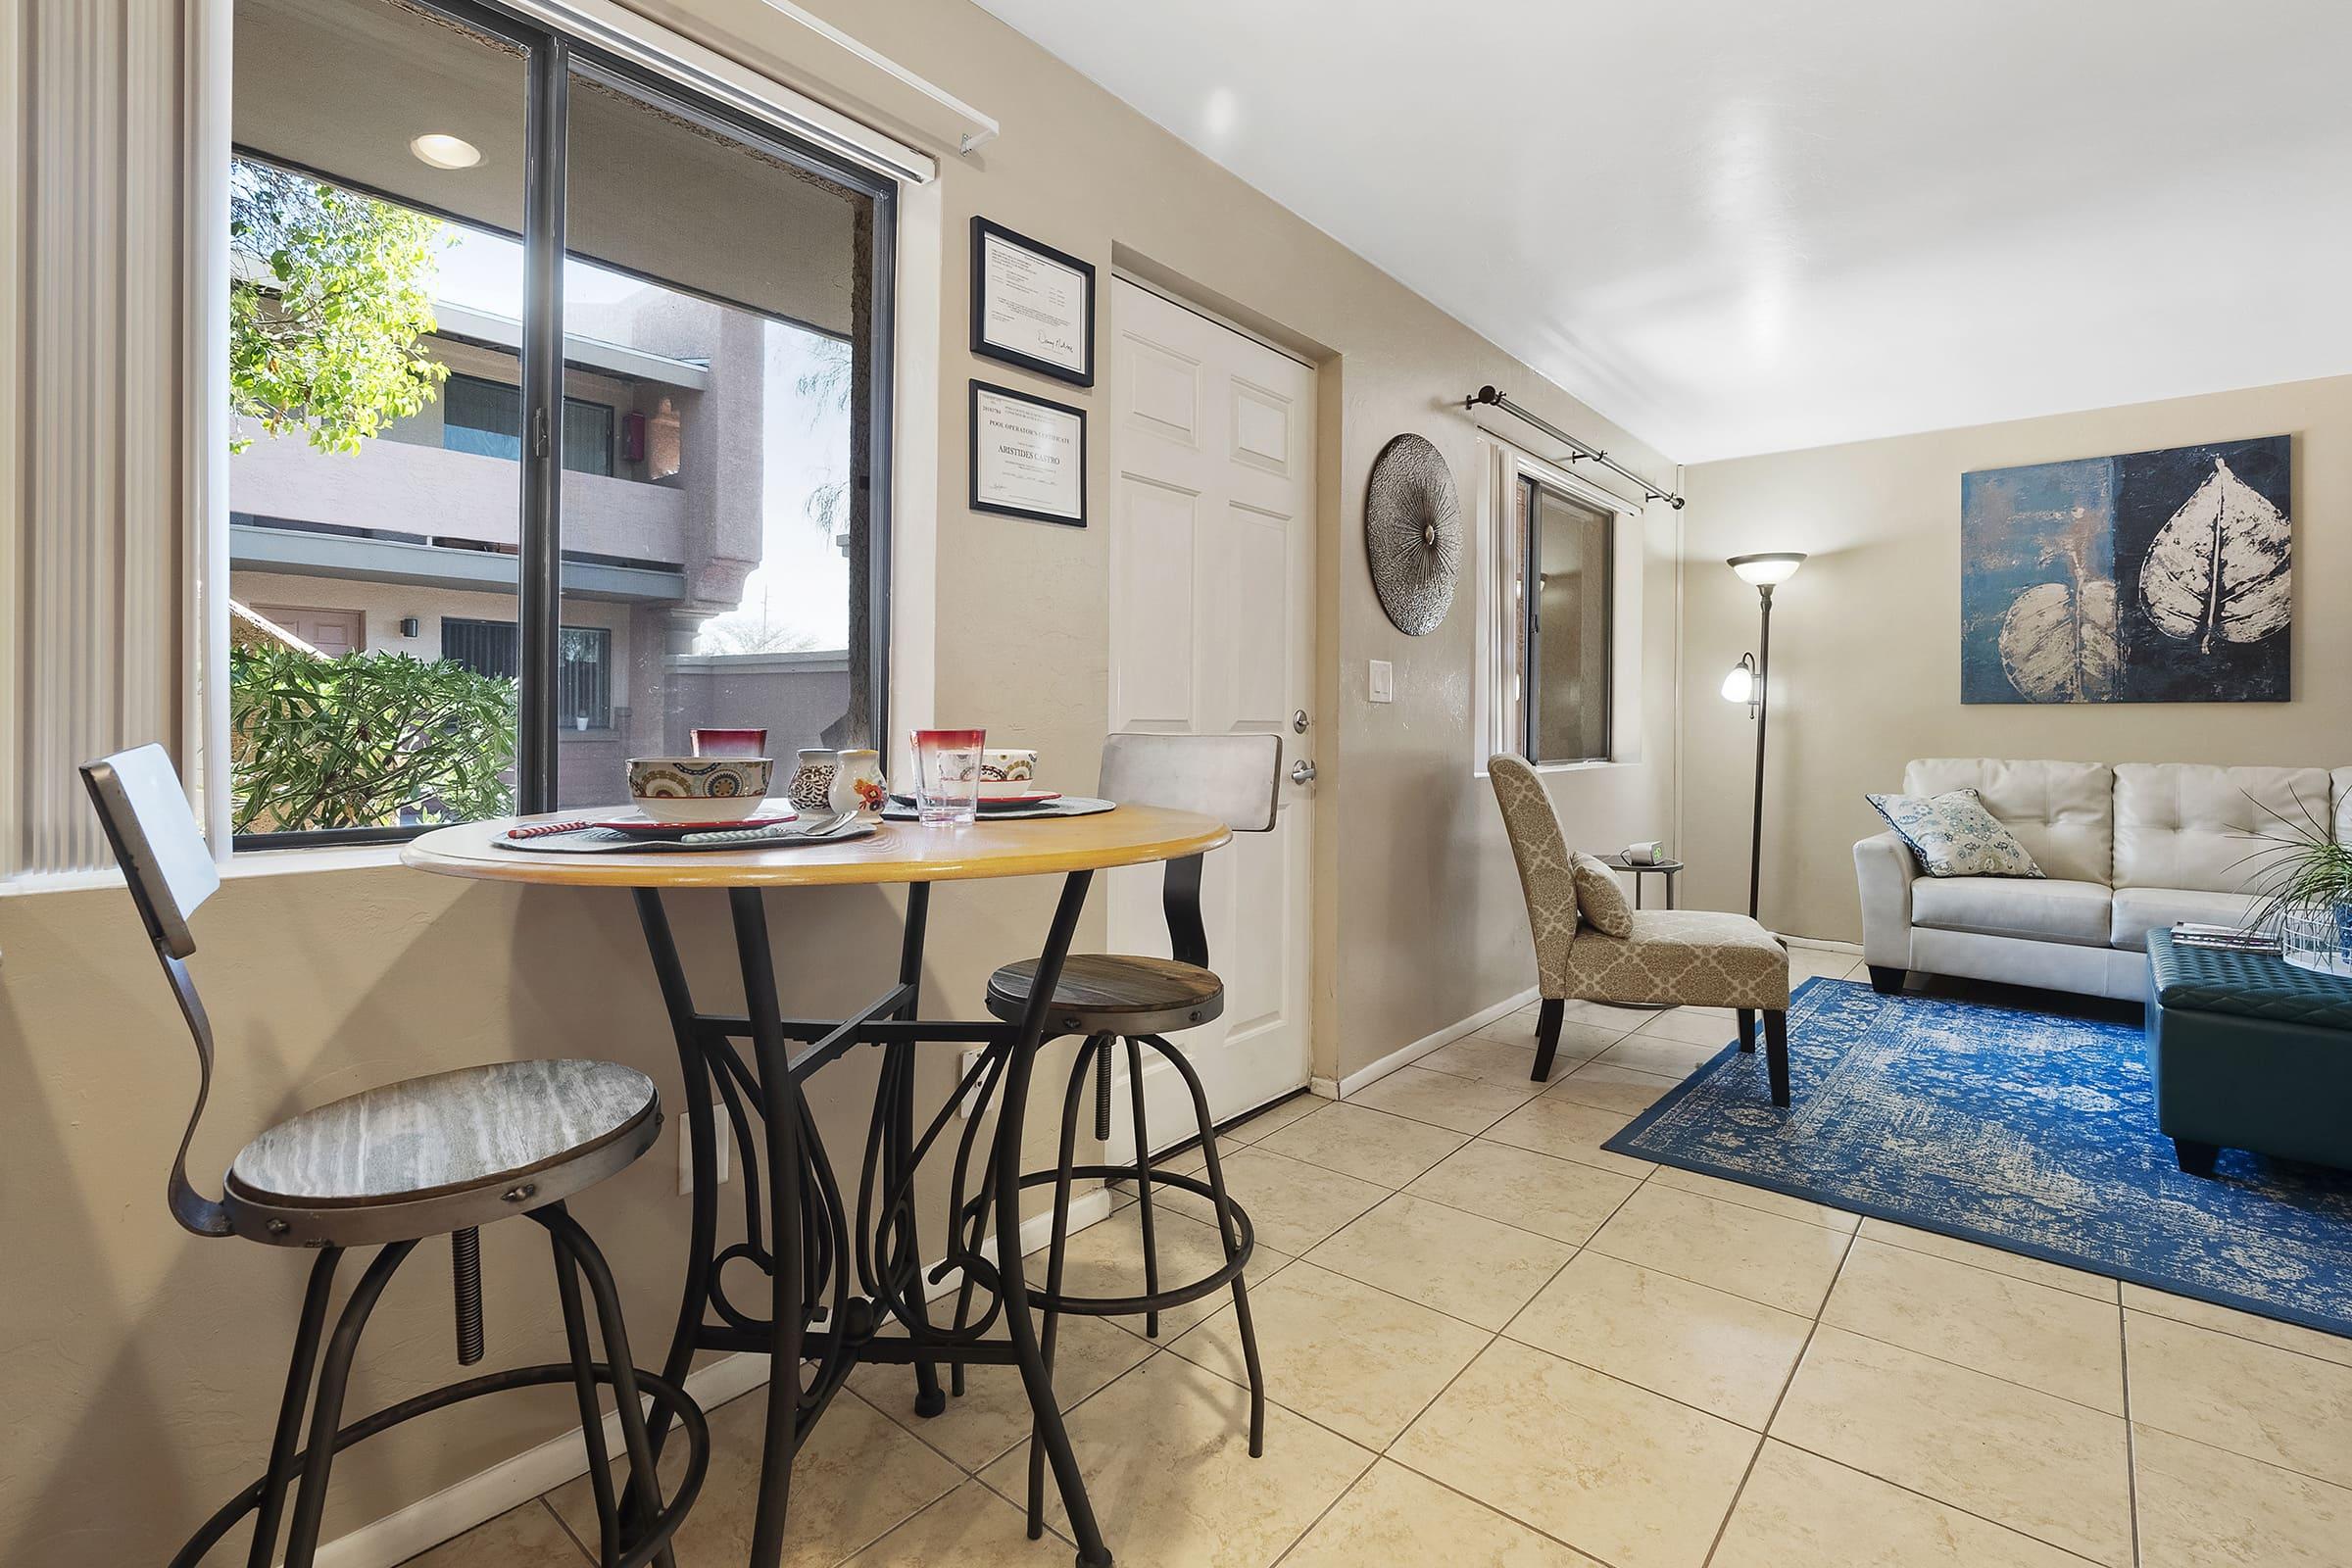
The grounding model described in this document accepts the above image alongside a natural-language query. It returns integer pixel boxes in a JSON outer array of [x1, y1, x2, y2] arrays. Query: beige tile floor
[[410, 958, 2352, 1568]]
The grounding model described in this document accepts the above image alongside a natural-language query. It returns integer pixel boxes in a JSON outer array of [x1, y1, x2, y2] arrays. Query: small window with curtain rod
[[220, 0, 896, 849]]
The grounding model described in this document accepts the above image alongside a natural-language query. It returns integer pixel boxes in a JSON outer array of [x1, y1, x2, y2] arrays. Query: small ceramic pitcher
[[834, 748, 886, 814], [789, 748, 838, 812]]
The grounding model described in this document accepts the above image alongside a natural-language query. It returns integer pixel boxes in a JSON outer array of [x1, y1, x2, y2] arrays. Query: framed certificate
[[970, 380, 1087, 527], [971, 217, 1095, 386]]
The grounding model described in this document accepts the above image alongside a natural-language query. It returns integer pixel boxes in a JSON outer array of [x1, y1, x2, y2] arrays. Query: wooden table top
[[400, 805, 1231, 888]]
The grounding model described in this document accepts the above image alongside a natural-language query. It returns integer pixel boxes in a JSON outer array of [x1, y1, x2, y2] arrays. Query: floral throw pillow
[[1866, 788, 2044, 879], [1569, 852, 1636, 937]]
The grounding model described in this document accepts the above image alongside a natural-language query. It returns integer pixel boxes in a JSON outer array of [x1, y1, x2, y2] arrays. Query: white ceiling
[[973, 0, 2352, 462]]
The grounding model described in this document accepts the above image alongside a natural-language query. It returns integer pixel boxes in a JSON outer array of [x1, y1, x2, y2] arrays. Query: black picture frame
[[969, 379, 1087, 528], [970, 216, 1096, 387]]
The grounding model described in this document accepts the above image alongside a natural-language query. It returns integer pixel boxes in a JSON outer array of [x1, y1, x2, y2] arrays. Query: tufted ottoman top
[[2147, 928, 2352, 1029]]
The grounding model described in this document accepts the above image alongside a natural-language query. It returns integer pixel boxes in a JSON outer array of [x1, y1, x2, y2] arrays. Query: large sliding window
[[225, 0, 892, 845]]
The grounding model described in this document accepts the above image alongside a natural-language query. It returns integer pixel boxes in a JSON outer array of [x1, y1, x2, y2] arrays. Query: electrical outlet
[[1368, 659, 1395, 703], [678, 1112, 731, 1195]]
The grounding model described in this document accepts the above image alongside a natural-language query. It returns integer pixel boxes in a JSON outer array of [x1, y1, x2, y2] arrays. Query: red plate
[[977, 790, 1062, 808], [605, 809, 797, 838]]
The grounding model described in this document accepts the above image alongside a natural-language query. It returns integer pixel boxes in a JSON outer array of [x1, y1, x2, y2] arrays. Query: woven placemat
[[493, 821, 880, 854]]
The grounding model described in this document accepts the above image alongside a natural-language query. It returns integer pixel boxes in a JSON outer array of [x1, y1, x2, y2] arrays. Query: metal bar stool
[[968, 733, 1282, 1541], [79, 746, 707, 1568]]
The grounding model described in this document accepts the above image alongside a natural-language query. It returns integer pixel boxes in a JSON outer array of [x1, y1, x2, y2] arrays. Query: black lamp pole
[[1746, 583, 1775, 921], [1726, 552, 1804, 924]]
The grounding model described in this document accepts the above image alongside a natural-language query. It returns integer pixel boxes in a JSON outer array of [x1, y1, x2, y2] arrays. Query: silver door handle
[[1291, 760, 1317, 786]]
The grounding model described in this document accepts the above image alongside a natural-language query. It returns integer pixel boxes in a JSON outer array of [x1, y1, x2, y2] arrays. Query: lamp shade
[[1727, 552, 1806, 587], [1720, 655, 1755, 704]]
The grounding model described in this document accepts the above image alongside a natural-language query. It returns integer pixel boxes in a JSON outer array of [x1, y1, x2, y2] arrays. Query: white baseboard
[[1332, 986, 1540, 1100], [318, 1188, 1113, 1568], [1780, 934, 1862, 955]]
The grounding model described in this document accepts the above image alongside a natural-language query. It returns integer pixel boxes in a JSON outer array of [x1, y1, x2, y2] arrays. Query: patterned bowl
[[626, 756, 775, 822]]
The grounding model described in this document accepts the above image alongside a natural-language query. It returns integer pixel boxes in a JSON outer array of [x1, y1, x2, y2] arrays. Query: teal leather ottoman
[[2144, 928, 2352, 1177]]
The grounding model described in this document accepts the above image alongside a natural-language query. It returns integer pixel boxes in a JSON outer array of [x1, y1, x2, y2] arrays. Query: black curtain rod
[[1462, 385, 1685, 510]]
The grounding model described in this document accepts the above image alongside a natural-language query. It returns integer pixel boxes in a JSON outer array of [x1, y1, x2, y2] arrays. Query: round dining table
[[404, 804, 1230, 1568]]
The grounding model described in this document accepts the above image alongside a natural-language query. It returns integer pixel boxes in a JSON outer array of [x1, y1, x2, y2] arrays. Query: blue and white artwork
[[1960, 435, 2292, 703]]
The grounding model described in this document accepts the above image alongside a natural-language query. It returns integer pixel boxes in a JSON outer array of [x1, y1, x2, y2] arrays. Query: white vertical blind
[[4, 0, 191, 878]]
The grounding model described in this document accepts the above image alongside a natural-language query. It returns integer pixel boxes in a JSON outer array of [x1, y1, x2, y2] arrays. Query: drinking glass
[[911, 729, 985, 824]]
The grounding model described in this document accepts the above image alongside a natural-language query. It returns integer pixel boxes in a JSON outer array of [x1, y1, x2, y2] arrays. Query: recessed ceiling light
[[410, 133, 482, 171]]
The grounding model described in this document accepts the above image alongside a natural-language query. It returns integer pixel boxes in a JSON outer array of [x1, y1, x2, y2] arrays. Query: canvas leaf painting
[[1961, 435, 2291, 703]]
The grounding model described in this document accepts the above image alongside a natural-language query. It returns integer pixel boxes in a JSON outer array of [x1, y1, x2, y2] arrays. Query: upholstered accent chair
[[1489, 755, 1795, 1104]]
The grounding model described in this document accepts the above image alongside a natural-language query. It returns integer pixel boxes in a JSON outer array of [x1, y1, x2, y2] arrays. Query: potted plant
[[2244, 792, 2352, 976]]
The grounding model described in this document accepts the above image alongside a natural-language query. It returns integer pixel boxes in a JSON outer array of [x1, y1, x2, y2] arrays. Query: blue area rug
[[1605, 977, 2352, 1339]]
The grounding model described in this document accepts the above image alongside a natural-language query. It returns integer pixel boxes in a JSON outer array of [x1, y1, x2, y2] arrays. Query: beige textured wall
[[752, 0, 1685, 1084], [0, 1, 1683, 1560], [1677, 373, 2352, 943]]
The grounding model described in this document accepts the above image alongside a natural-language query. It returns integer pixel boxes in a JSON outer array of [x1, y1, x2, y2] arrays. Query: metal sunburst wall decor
[[1365, 433, 1461, 636]]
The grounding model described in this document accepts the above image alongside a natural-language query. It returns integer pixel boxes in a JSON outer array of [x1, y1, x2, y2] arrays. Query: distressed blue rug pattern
[[1604, 977, 2352, 1339]]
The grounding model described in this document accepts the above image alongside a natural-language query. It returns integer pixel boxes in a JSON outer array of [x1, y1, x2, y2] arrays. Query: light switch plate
[[1368, 660, 1395, 703]]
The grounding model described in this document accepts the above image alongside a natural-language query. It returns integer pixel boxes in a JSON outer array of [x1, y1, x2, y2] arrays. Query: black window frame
[[1518, 475, 1614, 766], [229, 0, 896, 850]]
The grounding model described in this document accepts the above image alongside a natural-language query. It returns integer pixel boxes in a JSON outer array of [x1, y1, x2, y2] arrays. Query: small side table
[[1600, 853, 1683, 910]]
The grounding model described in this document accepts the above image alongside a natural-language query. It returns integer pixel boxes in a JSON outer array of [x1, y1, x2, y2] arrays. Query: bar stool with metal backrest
[[78, 745, 708, 1568], [971, 732, 1281, 1541]]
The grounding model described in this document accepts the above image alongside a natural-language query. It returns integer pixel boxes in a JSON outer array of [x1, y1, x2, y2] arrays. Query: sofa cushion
[[2113, 762, 2333, 894], [2337, 767, 2352, 846], [1867, 788, 2044, 877], [2111, 886, 2267, 952], [1903, 759, 2113, 884], [1911, 875, 2114, 947]]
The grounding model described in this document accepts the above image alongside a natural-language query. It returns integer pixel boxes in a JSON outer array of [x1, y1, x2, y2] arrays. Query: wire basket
[[2278, 904, 2352, 978]]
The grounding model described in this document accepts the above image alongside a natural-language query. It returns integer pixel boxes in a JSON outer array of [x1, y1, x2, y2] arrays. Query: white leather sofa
[[1855, 759, 2351, 1003]]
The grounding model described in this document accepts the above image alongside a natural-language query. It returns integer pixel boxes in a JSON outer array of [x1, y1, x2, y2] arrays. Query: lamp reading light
[[1720, 656, 1756, 705]]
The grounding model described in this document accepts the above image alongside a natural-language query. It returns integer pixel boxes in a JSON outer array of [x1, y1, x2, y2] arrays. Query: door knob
[[1291, 760, 1317, 786]]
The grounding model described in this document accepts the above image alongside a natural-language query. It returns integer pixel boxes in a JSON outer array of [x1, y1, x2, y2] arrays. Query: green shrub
[[229, 646, 516, 834]]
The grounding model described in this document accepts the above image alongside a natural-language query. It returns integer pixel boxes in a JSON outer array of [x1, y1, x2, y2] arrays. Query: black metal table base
[[630, 873, 1113, 1568]]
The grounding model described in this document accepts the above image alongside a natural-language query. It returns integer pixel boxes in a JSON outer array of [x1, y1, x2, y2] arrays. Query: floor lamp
[[1721, 553, 1806, 920]]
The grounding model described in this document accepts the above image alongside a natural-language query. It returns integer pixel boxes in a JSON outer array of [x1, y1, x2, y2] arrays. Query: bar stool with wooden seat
[[972, 732, 1281, 1541], [79, 746, 707, 1568]]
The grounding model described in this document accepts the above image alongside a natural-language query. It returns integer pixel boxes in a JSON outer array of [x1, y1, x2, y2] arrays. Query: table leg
[[889, 884, 947, 1417], [728, 887, 807, 1568], [995, 870, 1114, 1567], [1666, 869, 1678, 909], [631, 891, 720, 1485]]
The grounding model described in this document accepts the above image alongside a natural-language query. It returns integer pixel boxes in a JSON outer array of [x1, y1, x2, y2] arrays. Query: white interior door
[[1104, 277, 1316, 1150]]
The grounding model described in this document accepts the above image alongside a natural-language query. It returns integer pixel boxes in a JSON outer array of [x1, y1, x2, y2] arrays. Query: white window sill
[[223, 842, 413, 879], [1471, 758, 1636, 780]]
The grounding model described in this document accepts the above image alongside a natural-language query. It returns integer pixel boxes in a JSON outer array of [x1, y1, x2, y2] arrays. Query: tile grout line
[[2122, 1299, 2143, 1568], [535, 1494, 596, 1566], [1757, 1433, 2119, 1567], [1698, 1210, 1860, 1567]]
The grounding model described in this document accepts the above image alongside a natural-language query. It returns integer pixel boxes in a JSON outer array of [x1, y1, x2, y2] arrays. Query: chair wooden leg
[[1868, 965, 1907, 995], [1531, 999, 1566, 1083], [1737, 1009, 1757, 1054], [1763, 1009, 1790, 1107]]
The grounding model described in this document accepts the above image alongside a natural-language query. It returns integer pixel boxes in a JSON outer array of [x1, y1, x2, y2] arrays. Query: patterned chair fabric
[[1489, 755, 1581, 996], [1490, 755, 1789, 1010], [1568, 910, 1792, 1009]]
